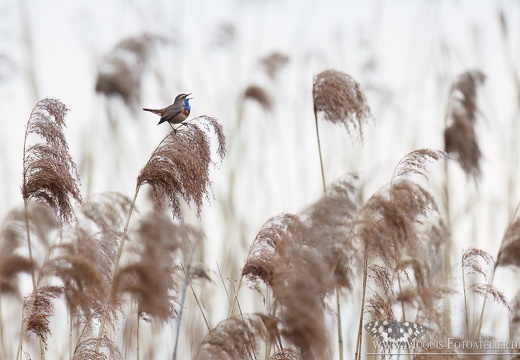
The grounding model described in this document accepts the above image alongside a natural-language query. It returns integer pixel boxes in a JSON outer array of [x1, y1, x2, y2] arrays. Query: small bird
[[143, 93, 192, 132]]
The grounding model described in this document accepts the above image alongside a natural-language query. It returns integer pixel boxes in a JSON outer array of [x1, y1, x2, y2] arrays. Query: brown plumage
[[143, 93, 192, 131]]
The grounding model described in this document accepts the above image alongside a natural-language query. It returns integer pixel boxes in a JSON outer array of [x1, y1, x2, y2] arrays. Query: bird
[[143, 93, 192, 132]]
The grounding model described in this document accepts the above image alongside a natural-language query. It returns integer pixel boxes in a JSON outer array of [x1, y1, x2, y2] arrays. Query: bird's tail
[[142, 108, 163, 116]]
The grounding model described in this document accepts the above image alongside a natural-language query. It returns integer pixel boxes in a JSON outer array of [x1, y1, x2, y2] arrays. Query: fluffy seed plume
[[137, 116, 226, 219], [463, 248, 495, 280], [22, 98, 82, 225], [270, 349, 301, 360], [313, 69, 372, 137], [261, 52, 289, 80], [368, 265, 395, 301], [271, 241, 333, 359], [72, 336, 122, 360], [243, 211, 333, 359], [243, 85, 272, 111], [23, 285, 63, 349], [496, 211, 520, 269], [45, 193, 132, 331], [46, 228, 115, 328], [511, 294, 520, 339], [0, 215, 34, 295], [449, 70, 486, 124], [357, 150, 449, 271], [357, 179, 448, 271], [303, 174, 361, 291], [194, 314, 279, 360], [242, 213, 305, 289], [192, 115, 227, 161], [80, 192, 134, 236], [95, 33, 163, 106], [0, 204, 57, 295], [1, 204, 57, 253], [115, 212, 201, 321], [444, 70, 486, 180], [471, 284, 511, 312], [365, 292, 395, 322], [395, 259, 454, 327], [391, 149, 447, 183]]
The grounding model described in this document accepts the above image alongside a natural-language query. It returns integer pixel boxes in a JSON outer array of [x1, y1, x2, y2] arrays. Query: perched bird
[[143, 93, 192, 132]]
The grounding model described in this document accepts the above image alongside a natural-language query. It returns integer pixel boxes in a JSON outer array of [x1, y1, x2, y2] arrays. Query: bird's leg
[[169, 123, 177, 134], [182, 122, 189, 127]]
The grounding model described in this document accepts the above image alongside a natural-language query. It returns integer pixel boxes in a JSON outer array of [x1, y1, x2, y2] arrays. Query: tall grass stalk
[[181, 263, 211, 334], [136, 311, 141, 360], [354, 257, 368, 360], [476, 203, 520, 339], [313, 111, 344, 360], [475, 271, 495, 339], [442, 159, 453, 336], [96, 186, 140, 350], [462, 254, 470, 337]]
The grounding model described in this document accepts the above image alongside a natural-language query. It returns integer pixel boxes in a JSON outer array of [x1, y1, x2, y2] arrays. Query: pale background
[[1, 0, 519, 358]]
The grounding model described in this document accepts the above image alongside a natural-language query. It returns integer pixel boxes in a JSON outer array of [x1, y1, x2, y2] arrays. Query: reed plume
[[358, 179, 447, 269], [444, 70, 485, 180], [73, 337, 122, 360], [391, 149, 447, 183], [20, 98, 80, 358], [46, 228, 110, 324], [0, 243, 33, 296], [365, 292, 395, 323], [138, 116, 226, 219], [496, 207, 520, 268], [302, 174, 361, 291], [22, 98, 82, 226], [471, 284, 510, 311], [95, 33, 163, 106], [270, 349, 301, 360], [476, 205, 520, 339], [355, 149, 448, 359], [242, 213, 305, 289], [0, 205, 57, 295], [466, 246, 511, 339], [242, 85, 272, 112], [43, 194, 132, 332], [22, 286, 62, 350], [242, 212, 334, 359], [365, 265, 395, 321], [511, 293, 520, 340], [313, 69, 372, 137], [115, 212, 201, 322], [194, 314, 279, 360], [261, 52, 289, 80], [271, 244, 333, 360]]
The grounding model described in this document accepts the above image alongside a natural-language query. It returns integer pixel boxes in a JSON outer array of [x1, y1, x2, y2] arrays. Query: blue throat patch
[[184, 98, 191, 112]]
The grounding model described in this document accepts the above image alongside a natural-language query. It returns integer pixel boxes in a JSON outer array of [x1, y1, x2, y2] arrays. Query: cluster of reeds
[[2, 33, 520, 360], [192, 68, 519, 360], [0, 96, 225, 359]]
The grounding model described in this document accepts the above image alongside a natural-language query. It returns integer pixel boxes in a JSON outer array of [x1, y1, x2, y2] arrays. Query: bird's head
[[175, 93, 192, 102], [176, 93, 192, 111]]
